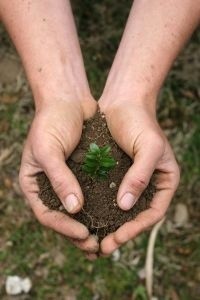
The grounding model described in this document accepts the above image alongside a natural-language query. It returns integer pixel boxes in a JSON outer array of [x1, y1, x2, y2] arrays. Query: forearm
[[101, 0, 200, 108], [0, 0, 91, 108]]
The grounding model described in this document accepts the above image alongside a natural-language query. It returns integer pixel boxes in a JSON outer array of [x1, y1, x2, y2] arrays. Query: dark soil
[[37, 110, 155, 241]]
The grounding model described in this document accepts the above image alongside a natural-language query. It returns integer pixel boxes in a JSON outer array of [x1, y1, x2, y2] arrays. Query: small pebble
[[5, 240, 13, 247], [70, 150, 85, 163], [21, 278, 32, 293], [59, 205, 64, 211], [6, 276, 32, 295], [112, 249, 121, 262], [109, 182, 116, 189], [174, 203, 189, 227]]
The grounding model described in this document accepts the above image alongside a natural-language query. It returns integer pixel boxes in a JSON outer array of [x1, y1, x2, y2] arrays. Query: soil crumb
[[37, 110, 155, 241]]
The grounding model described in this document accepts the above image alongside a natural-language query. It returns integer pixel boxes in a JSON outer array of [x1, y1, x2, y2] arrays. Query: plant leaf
[[100, 145, 111, 155], [101, 158, 116, 168], [89, 143, 100, 153], [82, 143, 116, 180], [85, 154, 98, 161], [82, 165, 95, 173], [97, 169, 108, 179], [85, 160, 96, 168]]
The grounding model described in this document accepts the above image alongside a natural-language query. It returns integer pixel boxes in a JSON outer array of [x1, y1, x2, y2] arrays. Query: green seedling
[[82, 143, 116, 180]]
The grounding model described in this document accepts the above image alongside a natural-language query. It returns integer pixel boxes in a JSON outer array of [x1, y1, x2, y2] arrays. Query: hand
[[99, 99, 180, 255], [19, 97, 99, 255]]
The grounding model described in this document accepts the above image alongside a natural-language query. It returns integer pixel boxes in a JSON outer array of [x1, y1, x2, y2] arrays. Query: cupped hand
[[99, 99, 180, 255], [19, 97, 99, 254]]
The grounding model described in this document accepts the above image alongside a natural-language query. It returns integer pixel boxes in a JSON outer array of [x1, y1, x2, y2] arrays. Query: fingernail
[[119, 193, 136, 210], [64, 194, 80, 213]]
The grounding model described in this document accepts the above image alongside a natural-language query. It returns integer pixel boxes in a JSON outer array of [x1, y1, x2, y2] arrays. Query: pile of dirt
[[37, 110, 155, 240]]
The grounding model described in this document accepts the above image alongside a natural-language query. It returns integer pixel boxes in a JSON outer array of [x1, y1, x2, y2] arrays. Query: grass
[[0, 220, 144, 299], [0, 1, 200, 299]]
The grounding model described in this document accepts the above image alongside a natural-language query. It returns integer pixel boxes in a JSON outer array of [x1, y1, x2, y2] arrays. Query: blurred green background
[[0, 1, 200, 299]]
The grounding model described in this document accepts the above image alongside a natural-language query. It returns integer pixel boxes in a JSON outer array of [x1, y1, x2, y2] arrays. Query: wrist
[[30, 67, 93, 112], [28, 65, 91, 107], [32, 76, 96, 120], [99, 85, 158, 115]]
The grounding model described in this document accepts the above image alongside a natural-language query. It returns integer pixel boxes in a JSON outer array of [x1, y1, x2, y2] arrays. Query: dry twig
[[145, 217, 166, 299]]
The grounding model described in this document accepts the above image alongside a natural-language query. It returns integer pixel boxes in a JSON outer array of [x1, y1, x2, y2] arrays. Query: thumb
[[42, 154, 83, 214], [117, 143, 163, 211]]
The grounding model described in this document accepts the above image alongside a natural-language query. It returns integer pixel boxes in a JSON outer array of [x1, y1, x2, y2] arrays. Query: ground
[[0, 1, 200, 299]]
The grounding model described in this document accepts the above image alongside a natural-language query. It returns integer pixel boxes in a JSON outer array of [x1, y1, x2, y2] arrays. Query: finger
[[41, 154, 84, 214], [100, 206, 163, 255], [101, 182, 175, 255], [70, 235, 99, 253], [117, 138, 164, 210], [20, 174, 89, 240], [85, 253, 98, 261]]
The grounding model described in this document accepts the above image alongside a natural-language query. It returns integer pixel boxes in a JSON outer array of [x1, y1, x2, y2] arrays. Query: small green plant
[[82, 143, 116, 179]]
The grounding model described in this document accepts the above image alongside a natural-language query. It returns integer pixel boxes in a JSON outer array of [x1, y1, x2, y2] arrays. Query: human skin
[[99, 0, 200, 255], [0, 0, 98, 254]]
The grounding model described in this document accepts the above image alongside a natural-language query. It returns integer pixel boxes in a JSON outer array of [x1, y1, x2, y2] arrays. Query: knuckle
[[175, 164, 181, 182], [32, 146, 49, 163], [114, 224, 130, 245], [18, 170, 24, 189], [18, 170, 28, 195], [170, 163, 181, 190], [147, 132, 165, 153], [32, 141, 58, 164], [114, 233, 125, 246], [155, 137, 165, 153], [130, 176, 149, 192], [72, 227, 89, 241]]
